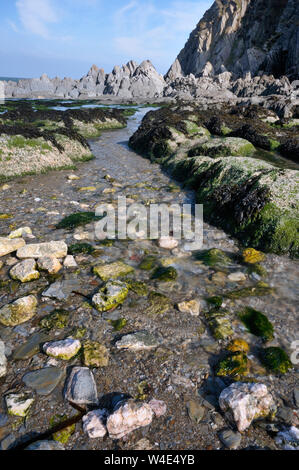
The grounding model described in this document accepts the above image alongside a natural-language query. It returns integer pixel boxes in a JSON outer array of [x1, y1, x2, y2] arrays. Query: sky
[[0, 0, 213, 79]]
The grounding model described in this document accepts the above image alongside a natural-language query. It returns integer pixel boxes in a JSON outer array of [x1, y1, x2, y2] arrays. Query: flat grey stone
[[13, 332, 49, 360], [25, 440, 65, 450], [22, 367, 64, 395], [42, 279, 81, 301], [65, 367, 98, 405], [294, 388, 299, 408]]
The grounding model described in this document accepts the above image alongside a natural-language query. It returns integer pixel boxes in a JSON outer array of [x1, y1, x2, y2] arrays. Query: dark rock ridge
[[166, 0, 299, 80]]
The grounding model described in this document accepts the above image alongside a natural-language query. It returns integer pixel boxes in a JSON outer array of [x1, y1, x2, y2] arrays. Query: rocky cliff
[[166, 0, 299, 80]]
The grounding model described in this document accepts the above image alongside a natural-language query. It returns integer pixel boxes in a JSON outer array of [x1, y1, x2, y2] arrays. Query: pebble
[[10, 259, 40, 283], [115, 331, 161, 351], [64, 255, 78, 268], [8, 227, 32, 239], [65, 367, 98, 405], [25, 440, 65, 450], [219, 382, 275, 432], [5, 393, 34, 417], [107, 400, 153, 439], [187, 400, 205, 423], [158, 236, 179, 250], [37, 257, 62, 274], [0, 340, 7, 378], [43, 338, 81, 360], [17, 241, 67, 259], [0, 237, 25, 257], [23, 367, 64, 395], [148, 399, 167, 417], [13, 331, 49, 360], [82, 409, 107, 438], [228, 272, 246, 282], [177, 299, 201, 317], [218, 428, 242, 449]]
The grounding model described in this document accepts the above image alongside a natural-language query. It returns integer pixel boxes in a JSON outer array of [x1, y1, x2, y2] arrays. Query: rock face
[[219, 382, 275, 432], [166, 0, 299, 80]]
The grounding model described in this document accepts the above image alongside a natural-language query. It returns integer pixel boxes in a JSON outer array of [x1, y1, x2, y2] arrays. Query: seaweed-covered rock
[[189, 137, 255, 158], [130, 107, 298, 257], [224, 282, 275, 299], [195, 248, 232, 268], [39, 310, 69, 330], [151, 266, 178, 282], [239, 307, 274, 342], [92, 280, 129, 312], [139, 255, 158, 271], [83, 341, 109, 367], [205, 309, 233, 340], [145, 291, 172, 316], [219, 382, 275, 432], [216, 352, 249, 381], [260, 347, 293, 374], [93, 261, 134, 281], [56, 212, 99, 230], [242, 248, 265, 264], [0, 295, 37, 327]]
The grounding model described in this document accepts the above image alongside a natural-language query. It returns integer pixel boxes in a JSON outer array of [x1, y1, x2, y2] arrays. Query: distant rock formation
[[3, 60, 166, 100], [166, 0, 299, 81]]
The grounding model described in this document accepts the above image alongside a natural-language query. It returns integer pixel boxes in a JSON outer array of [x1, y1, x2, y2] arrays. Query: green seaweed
[[239, 306, 274, 342], [151, 266, 178, 282], [39, 310, 69, 330], [260, 347, 293, 374], [68, 243, 95, 255], [224, 282, 275, 299], [56, 212, 102, 229]]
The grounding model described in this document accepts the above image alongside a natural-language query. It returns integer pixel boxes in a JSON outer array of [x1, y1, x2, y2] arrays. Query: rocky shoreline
[[129, 103, 299, 258], [0, 101, 132, 181]]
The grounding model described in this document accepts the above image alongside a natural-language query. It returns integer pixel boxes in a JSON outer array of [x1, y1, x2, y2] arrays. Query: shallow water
[[0, 107, 298, 450]]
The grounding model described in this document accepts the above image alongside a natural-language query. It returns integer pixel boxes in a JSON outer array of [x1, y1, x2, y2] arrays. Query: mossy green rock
[[151, 266, 178, 282], [39, 310, 69, 330], [93, 261, 134, 281], [0, 295, 37, 327], [195, 248, 232, 268], [68, 243, 95, 255], [145, 291, 172, 316], [240, 307, 274, 342], [50, 414, 76, 445], [189, 137, 255, 158], [206, 296, 224, 309], [260, 347, 293, 374], [92, 280, 129, 312], [216, 352, 249, 380], [127, 280, 148, 296], [225, 282, 275, 299], [139, 255, 158, 271], [83, 341, 109, 367], [205, 309, 233, 340]]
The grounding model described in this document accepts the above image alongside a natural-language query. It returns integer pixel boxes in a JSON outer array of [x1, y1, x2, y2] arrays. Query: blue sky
[[0, 0, 212, 78]]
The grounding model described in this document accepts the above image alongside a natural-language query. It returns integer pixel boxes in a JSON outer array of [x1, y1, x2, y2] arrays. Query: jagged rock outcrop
[[166, 0, 299, 80], [2, 60, 166, 100]]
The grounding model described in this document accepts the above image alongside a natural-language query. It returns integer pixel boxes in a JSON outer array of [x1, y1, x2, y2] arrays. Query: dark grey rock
[[0, 413, 8, 427], [294, 388, 299, 408], [0, 433, 16, 450], [22, 367, 64, 395], [219, 428, 242, 449], [65, 367, 98, 405], [25, 440, 65, 450], [13, 332, 49, 360]]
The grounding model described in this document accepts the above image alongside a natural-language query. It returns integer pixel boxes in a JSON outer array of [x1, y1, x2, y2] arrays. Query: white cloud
[[113, 0, 212, 70], [16, 0, 59, 38]]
